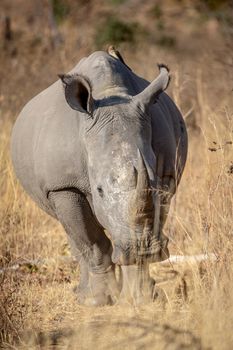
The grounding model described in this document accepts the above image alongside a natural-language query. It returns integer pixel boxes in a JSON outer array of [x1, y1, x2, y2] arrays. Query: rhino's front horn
[[136, 149, 151, 202], [133, 64, 170, 107], [129, 150, 154, 223]]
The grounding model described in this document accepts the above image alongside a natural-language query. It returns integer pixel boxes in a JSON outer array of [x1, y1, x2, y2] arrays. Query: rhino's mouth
[[111, 241, 168, 266], [137, 246, 161, 256]]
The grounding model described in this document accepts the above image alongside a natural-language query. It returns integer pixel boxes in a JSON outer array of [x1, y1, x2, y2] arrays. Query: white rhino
[[11, 49, 188, 305]]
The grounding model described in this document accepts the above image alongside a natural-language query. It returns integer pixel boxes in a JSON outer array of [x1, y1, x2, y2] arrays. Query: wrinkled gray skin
[[11, 51, 187, 306]]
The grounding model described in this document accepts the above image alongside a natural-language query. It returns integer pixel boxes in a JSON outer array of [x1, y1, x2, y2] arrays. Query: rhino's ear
[[58, 74, 94, 115], [133, 64, 170, 107]]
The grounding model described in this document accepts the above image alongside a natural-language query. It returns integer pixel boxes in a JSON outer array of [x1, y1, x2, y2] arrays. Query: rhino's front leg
[[49, 189, 119, 306]]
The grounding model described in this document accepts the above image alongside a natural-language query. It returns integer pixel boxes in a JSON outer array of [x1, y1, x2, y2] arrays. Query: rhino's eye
[[97, 186, 104, 198]]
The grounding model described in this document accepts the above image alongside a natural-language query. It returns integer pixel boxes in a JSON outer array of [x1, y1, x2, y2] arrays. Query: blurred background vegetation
[[0, 0, 232, 120]]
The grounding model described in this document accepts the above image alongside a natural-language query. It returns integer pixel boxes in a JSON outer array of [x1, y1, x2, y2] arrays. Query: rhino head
[[59, 65, 170, 266]]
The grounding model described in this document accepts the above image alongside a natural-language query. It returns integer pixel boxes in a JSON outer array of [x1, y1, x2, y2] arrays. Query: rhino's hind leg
[[49, 189, 119, 306]]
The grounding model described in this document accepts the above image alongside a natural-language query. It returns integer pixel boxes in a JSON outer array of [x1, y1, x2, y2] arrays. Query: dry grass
[[1, 66, 232, 350], [0, 0, 233, 349]]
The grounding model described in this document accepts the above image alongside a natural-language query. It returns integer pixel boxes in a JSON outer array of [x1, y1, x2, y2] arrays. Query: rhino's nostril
[[97, 186, 104, 197]]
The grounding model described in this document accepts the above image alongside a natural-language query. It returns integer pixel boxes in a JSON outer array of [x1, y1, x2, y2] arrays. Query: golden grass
[[0, 64, 232, 349]]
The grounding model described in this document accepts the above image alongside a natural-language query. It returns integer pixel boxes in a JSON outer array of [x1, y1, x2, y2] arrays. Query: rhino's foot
[[75, 267, 120, 306], [76, 288, 114, 306], [119, 278, 156, 305], [118, 265, 157, 305]]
